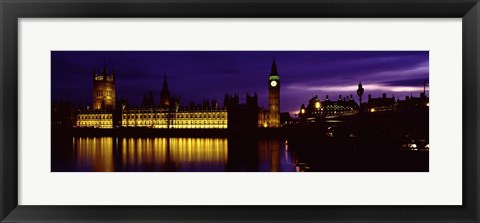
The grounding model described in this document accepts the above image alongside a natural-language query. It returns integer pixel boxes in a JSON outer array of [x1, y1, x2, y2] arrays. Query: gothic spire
[[160, 73, 171, 108], [270, 56, 278, 76], [101, 57, 107, 75], [162, 73, 169, 90]]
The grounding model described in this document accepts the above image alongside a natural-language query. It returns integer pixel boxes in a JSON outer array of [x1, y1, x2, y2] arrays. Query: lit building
[[298, 95, 359, 122], [225, 59, 284, 129], [121, 75, 227, 129], [322, 94, 359, 115], [268, 58, 280, 128], [76, 64, 116, 128], [93, 64, 115, 110], [77, 67, 227, 129], [258, 107, 269, 128], [77, 110, 113, 129], [76, 59, 288, 130], [296, 81, 429, 122], [121, 107, 227, 129]]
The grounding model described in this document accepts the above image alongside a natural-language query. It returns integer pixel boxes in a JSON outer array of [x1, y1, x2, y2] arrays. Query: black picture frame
[[1, 0, 479, 222]]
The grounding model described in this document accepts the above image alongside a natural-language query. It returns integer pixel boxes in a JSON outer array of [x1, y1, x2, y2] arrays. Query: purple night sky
[[51, 51, 429, 114]]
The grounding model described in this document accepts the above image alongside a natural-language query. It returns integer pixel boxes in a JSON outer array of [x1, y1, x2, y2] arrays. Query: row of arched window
[[122, 112, 227, 120], [78, 114, 112, 120]]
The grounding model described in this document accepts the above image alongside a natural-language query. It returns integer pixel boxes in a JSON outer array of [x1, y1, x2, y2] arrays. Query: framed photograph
[[1, 0, 479, 222]]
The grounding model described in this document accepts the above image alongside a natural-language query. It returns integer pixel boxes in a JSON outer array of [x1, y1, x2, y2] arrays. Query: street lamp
[[357, 82, 364, 112]]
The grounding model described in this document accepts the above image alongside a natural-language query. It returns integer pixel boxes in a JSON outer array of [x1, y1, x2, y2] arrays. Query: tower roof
[[162, 73, 169, 90], [101, 58, 108, 75], [270, 57, 279, 76], [160, 73, 171, 107]]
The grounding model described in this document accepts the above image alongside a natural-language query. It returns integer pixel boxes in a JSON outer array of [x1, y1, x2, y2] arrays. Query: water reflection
[[61, 137, 293, 172], [258, 140, 281, 172], [75, 137, 115, 172], [119, 138, 228, 171], [53, 136, 428, 172]]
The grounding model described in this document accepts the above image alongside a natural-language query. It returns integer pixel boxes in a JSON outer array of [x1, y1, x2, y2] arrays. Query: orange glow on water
[[73, 137, 228, 171], [258, 140, 281, 172], [76, 137, 114, 172]]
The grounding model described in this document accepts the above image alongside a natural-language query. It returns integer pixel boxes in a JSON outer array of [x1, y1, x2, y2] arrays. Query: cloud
[[381, 78, 428, 86], [364, 62, 429, 79], [286, 83, 428, 93]]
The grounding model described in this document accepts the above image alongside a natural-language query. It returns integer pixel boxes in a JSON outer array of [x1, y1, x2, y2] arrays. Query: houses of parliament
[[76, 60, 282, 129]]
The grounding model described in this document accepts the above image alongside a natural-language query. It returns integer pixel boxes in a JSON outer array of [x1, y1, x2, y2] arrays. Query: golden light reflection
[[258, 140, 280, 172], [119, 138, 169, 168], [168, 138, 228, 165], [73, 137, 228, 171], [75, 137, 114, 172]]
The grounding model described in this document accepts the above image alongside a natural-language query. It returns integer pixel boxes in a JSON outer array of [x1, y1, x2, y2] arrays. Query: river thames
[[52, 137, 297, 172], [52, 135, 428, 172]]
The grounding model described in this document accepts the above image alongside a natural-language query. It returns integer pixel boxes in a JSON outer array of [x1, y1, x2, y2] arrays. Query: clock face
[[270, 80, 277, 87]]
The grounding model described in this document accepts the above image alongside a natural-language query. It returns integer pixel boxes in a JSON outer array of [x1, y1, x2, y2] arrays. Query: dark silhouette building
[[142, 91, 155, 107], [51, 100, 77, 128], [160, 74, 170, 108], [396, 93, 429, 111], [298, 94, 359, 122], [224, 93, 259, 130], [366, 93, 396, 112]]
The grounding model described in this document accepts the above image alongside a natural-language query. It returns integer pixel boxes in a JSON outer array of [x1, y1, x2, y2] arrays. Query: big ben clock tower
[[268, 58, 280, 128]]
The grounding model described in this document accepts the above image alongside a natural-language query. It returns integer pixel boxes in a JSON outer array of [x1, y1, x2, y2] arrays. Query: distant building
[[322, 94, 358, 115], [396, 93, 429, 111], [297, 90, 428, 121], [298, 94, 359, 122], [280, 112, 293, 126], [52, 100, 77, 128], [366, 93, 396, 112], [366, 92, 429, 112]]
